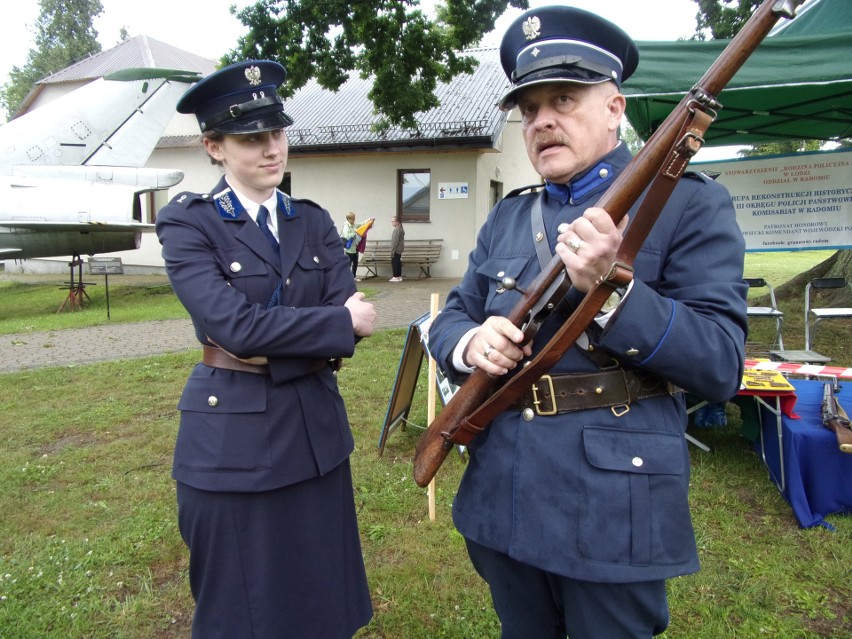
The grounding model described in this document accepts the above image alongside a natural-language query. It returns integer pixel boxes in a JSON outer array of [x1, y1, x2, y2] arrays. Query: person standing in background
[[155, 60, 374, 639], [341, 211, 373, 281], [389, 216, 405, 282]]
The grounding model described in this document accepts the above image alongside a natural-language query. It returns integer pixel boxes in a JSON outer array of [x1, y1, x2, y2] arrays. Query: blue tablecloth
[[756, 378, 852, 529]]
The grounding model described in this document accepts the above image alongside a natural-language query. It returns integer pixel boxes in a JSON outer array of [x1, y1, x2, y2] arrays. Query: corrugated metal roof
[[39, 35, 217, 84], [286, 47, 511, 153]]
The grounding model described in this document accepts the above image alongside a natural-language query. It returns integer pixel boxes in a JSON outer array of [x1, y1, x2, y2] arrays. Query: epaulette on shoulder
[[289, 195, 322, 210], [505, 183, 546, 199], [683, 170, 719, 183], [170, 191, 208, 208]]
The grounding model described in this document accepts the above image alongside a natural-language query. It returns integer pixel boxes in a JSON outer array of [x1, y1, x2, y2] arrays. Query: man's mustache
[[533, 134, 569, 153]]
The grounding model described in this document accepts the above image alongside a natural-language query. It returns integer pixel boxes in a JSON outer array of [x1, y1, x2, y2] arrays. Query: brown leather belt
[[201, 346, 342, 376], [202, 345, 270, 375], [510, 368, 677, 417]]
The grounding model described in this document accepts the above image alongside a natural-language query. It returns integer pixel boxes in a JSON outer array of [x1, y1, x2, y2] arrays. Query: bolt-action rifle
[[821, 382, 852, 453], [413, 0, 806, 488]]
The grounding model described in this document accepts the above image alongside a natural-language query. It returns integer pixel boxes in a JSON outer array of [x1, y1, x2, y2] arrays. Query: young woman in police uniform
[[155, 60, 374, 639]]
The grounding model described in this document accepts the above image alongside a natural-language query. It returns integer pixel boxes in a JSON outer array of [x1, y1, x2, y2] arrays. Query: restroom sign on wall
[[438, 182, 469, 199]]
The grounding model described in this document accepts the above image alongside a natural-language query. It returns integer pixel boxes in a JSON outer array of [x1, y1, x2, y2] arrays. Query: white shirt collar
[[225, 180, 279, 241]]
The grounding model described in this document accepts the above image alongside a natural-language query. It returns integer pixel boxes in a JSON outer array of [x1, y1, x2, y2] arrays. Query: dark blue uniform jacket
[[428, 144, 748, 583], [156, 177, 357, 493]]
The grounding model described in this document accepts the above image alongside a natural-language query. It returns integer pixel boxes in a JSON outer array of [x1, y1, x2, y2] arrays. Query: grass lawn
[[1, 253, 851, 638]]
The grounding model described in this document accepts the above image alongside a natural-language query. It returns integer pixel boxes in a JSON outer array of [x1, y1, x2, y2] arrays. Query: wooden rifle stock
[[413, 0, 805, 488], [821, 383, 852, 453], [824, 419, 852, 454]]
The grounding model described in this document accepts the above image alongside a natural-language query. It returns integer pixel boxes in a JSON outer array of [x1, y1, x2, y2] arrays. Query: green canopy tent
[[623, 0, 852, 146]]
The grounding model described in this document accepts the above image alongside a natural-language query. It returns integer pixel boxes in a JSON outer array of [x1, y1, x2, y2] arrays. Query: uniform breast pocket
[[216, 248, 269, 288], [577, 426, 694, 567], [175, 374, 272, 472], [294, 242, 338, 287], [475, 255, 536, 317]]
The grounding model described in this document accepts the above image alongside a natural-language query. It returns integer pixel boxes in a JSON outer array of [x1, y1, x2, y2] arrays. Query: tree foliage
[[0, 0, 104, 119], [738, 139, 822, 158], [691, 0, 763, 40], [225, 0, 527, 130]]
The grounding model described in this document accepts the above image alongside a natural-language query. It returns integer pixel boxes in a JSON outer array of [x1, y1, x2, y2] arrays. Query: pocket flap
[[296, 243, 338, 270], [220, 249, 267, 278], [582, 426, 684, 475], [474, 256, 532, 283], [177, 375, 266, 414]]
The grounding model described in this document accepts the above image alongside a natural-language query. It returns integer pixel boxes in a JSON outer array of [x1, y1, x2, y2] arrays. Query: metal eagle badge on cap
[[522, 16, 541, 40], [245, 65, 262, 86]]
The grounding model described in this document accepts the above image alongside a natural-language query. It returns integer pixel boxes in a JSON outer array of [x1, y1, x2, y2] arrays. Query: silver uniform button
[[313, 256, 320, 264], [522, 408, 535, 422], [497, 271, 505, 278], [632, 456, 644, 467], [626, 348, 639, 356], [230, 262, 242, 273], [208, 396, 219, 407], [599, 168, 609, 179], [285, 278, 291, 286]]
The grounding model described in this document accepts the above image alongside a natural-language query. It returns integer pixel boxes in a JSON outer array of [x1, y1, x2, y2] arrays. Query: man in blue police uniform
[[156, 61, 374, 638], [427, 6, 748, 638]]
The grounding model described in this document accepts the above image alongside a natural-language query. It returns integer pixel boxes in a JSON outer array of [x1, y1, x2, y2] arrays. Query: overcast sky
[[0, 0, 700, 87]]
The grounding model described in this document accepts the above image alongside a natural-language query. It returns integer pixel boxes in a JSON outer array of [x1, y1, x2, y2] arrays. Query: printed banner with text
[[692, 148, 852, 252]]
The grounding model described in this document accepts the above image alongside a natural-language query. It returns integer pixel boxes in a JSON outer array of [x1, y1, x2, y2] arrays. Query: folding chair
[[744, 277, 784, 350], [805, 277, 852, 351]]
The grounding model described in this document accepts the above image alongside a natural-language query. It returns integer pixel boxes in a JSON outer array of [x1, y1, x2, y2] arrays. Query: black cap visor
[[498, 66, 611, 111], [200, 94, 294, 134]]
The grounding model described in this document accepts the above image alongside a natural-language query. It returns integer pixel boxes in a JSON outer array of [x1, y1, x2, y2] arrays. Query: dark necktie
[[256, 205, 279, 256], [256, 205, 283, 308]]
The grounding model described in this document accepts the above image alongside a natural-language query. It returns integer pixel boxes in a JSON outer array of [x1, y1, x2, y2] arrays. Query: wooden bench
[[359, 239, 443, 279]]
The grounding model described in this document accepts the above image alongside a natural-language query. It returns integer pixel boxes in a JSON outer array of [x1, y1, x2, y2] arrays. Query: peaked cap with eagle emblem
[[177, 60, 294, 134], [498, 5, 639, 110]]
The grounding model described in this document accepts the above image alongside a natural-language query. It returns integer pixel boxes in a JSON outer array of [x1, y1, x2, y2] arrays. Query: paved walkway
[[0, 275, 460, 373]]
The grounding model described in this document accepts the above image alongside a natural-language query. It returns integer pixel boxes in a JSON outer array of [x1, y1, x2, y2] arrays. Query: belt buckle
[[531, 375, 558, 416]]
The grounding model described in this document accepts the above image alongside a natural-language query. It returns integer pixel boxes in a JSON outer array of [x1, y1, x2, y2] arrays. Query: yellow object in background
[[741, 363, 795, 392], [355, 219, 374, 236]]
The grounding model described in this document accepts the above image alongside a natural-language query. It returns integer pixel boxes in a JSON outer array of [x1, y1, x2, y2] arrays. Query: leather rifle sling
[[448, 107, 715, 445], [530, 191, 554, 270]]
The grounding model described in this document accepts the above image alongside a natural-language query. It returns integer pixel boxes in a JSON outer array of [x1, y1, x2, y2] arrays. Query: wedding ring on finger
[[483, 344, 495, 360], [567, 238, 581, 254]]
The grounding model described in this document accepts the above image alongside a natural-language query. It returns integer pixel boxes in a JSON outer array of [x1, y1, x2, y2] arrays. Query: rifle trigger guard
[[521, 271, 572, 342]]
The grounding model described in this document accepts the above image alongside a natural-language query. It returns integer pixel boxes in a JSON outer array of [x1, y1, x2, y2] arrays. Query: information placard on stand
[[88, 257, 124, 319], [378, 311, 459, 455]]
